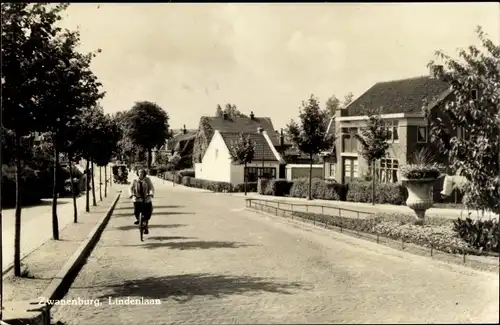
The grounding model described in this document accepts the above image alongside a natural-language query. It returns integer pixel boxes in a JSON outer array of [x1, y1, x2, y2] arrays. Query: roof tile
[[220, 132, 278, 162]]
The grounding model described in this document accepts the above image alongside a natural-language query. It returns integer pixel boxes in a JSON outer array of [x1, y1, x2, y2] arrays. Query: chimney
[[250, 111, 255, 119], [280, 128, 284, 147], [429, 64, 443, 79], [183, 125, 186, 134]]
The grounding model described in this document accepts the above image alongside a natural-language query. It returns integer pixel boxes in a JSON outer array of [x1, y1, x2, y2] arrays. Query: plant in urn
[[399, 163, 442, 224]]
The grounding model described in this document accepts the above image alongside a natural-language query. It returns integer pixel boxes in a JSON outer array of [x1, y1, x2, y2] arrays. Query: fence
[[245, 198, 499, 273]]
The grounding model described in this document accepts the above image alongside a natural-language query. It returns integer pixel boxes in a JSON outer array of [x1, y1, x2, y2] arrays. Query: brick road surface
[[51, 178, 499, 324]]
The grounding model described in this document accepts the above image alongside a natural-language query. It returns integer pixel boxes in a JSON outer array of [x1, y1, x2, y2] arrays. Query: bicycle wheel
[[139, 212, 144, 241]]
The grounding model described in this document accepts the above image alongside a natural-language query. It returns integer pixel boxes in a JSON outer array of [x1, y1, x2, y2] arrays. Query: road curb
[[2, 191, 121, 325]]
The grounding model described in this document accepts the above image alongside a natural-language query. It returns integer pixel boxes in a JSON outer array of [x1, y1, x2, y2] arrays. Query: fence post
[[376, 234, 379, 244], [313, 215, 316, 225], [463, 250, 466, 264], [277, 202, 280, 210], [401, 238, 404, 250], [430, 240, 433, 257], [291, 204, 294, 220], [275, 207, 278, 216], [322, 206, 324, 215], [339, 209, 341, 218], [306, 205, 309, 212]]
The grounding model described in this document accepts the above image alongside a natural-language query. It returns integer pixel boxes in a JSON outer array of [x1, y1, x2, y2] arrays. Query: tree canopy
[[424, 26, 500, 214]]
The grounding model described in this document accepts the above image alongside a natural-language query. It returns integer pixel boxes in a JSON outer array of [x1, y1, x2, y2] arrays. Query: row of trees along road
[[1, 3, 121, 279]]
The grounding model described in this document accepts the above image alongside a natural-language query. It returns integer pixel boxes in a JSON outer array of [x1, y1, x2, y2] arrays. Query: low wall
[[285, 164, 323, 181]]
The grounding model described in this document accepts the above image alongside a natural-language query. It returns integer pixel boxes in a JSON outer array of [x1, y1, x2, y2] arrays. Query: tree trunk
[[147, 148, 152, 170], [52, 146, 60, 240], [307, 154, 313, 200], [91, 160, 97, 206], [85, 159, 90, 212], [14, 135, 22, 276], [68, 153, 78, 223], [99, 166, 102, 201], [104, 165, 108, 197], [371, 160, 376, 206], [244, 162, 247, 196]]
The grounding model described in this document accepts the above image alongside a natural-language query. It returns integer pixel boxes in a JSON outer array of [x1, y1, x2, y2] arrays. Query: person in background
[[128, 169, 155, 234]]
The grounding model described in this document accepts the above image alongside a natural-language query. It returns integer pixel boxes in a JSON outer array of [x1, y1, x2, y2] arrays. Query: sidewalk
[[2, 174, 116, 274], [2, 190, 119, 318]]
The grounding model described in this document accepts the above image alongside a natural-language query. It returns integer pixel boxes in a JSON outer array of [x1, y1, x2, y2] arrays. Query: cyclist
[[128, 169, 155, 234]]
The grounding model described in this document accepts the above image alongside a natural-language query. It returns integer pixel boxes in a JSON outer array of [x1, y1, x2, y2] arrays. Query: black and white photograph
[[1, 2, 499, 324]]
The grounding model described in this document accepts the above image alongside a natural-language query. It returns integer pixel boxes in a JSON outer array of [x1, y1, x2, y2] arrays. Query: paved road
[[51, 178, 499, 324], [2, 166, 110, 273]]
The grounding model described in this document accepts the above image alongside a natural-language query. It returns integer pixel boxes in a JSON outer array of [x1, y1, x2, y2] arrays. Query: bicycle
[[131, 195, 152, 242]]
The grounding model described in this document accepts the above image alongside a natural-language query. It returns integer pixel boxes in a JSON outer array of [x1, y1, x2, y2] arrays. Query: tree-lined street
[[51, 178, 499, 324]]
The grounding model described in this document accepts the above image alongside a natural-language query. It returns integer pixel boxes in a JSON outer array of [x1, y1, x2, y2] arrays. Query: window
[[376, 159, 399, 183], [385, 120, 399, 143], [329, 163, 336, 177], [215, 148, 219, 159], [417, 126, 427, 143], [245, 167, 276, 182], [342, 127, 359, 152], [343, 158, 359, 182]]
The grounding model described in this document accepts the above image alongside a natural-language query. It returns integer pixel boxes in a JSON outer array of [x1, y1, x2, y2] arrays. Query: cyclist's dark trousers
[[134, 202, 153, 221]]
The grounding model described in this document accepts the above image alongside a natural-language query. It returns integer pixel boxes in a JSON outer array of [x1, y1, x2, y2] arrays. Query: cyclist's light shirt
[[129, 177, 155, 203]]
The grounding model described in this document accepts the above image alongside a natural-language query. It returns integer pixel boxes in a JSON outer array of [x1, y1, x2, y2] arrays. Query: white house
[[195, 129, 285, 185]]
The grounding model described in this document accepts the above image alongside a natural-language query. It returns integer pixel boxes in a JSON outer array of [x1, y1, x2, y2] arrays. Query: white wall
[[285, 164, 324, 181], [195, 131, 232, 183], [230, 162, 280, 184]]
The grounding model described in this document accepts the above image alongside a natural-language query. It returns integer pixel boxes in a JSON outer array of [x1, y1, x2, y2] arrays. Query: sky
[[59, 2, 500, 131]]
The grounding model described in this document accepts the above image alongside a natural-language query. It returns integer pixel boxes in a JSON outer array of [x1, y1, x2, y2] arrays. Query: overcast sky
[[60, 3, 499, 130]]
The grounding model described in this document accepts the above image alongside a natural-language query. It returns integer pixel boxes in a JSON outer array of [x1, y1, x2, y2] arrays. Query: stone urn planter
[[399, 164, 442, 223]]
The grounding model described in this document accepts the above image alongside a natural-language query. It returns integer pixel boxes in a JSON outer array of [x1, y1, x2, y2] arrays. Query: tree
[[323, 92, 354, 120], [287, 95, 334, 200], [123, 101, 170, 170], [37, 27, 104, 239], [423, 26, 500, 214], [1, 2, 70, 276], [353, 107, 390, 205], [92, 114, 121, 199], [215, 104, 223, 117], [218, 103, 247, 119], [229, 134, 255, 195]]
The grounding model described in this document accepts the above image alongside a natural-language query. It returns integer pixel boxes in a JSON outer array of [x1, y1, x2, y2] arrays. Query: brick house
[[328, 65, 458, 185]]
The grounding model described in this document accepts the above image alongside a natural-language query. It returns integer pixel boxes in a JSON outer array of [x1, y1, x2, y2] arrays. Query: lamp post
[[257, 127, 264, 179]]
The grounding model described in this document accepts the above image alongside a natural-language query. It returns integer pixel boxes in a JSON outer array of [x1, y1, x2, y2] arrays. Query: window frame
[[375, 158, 399, 184], [417, 126, 428, 143], [384, 120, 399, 143]]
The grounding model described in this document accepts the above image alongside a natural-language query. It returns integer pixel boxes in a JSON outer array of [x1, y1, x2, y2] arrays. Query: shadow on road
[[115, 224, 186, 231], [147, 236, 196, 241], [112, 211, 193, 218], [113, 205, 185, 211], [132, 240, 255, 250], [98, 273, 309, 303]]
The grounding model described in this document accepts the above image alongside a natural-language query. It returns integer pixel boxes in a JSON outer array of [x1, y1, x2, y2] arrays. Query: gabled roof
[[219, 132, 279, 162], [346, 76, 450, 116], [199, 116, 279, 145], [166, 130, 197, 151]]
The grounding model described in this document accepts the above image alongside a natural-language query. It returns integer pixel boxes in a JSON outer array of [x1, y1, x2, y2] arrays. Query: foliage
[[92, 114, 121, 167], [353, 108, 390, 164], [289, 178, 347, 201], [217, 103, 247, 119], [1, 165, 44, 207], [423, 26, 500, 214], [122, 101, 170, 168], [323, 92, 354, 120], [346, 180, 407, 205], [453, 217, 499, 252], [287, 95, 334, 157], [288, 211, 494, 255], [287, 95, 335, 199], [399, 164, 441, 179], [215, 104, 223, 117], [229, 133, 255, 165], [263, 179, 293, 196], [162, 172, 257, 193], [154, 150, 169, 166], [193, 117, 214, 163]]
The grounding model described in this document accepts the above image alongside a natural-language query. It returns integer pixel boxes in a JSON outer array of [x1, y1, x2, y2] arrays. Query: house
[[194, 112, 285, 184], [331, 65, 455, 185]]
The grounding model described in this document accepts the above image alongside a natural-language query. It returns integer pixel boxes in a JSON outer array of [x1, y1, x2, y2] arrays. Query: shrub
[[1, 164, 44, 207], [264, 179, 293, 196], [346, 180, 407, 205], [290, 211, 485, 255], [148, 167, 158, 176], [188, 178, 232, 192], [289, 178, 347, 200], [181, 176, 192, 187], [178, 169, 195, 177], [233, 182, 258, 193], [453, 217, 500, 253], [399, 164, 441, 179], [257, 178, 270, 194]]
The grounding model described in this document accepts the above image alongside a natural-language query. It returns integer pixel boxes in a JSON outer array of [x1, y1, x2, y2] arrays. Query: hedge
[[2, 165, 44, 207], [346, 180, 407, 205], [162, 171, 256, 193], [289, 178, 347, 201], [264, 179, 293, 196]]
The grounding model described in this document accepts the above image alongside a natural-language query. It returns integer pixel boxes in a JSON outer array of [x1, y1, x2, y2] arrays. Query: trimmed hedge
[[264, 179, 293, 196], [346, 180, 407, 205], [289, 178, 347, 201], [181, 176, 257, 193], [2, 165, 44, 207]]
